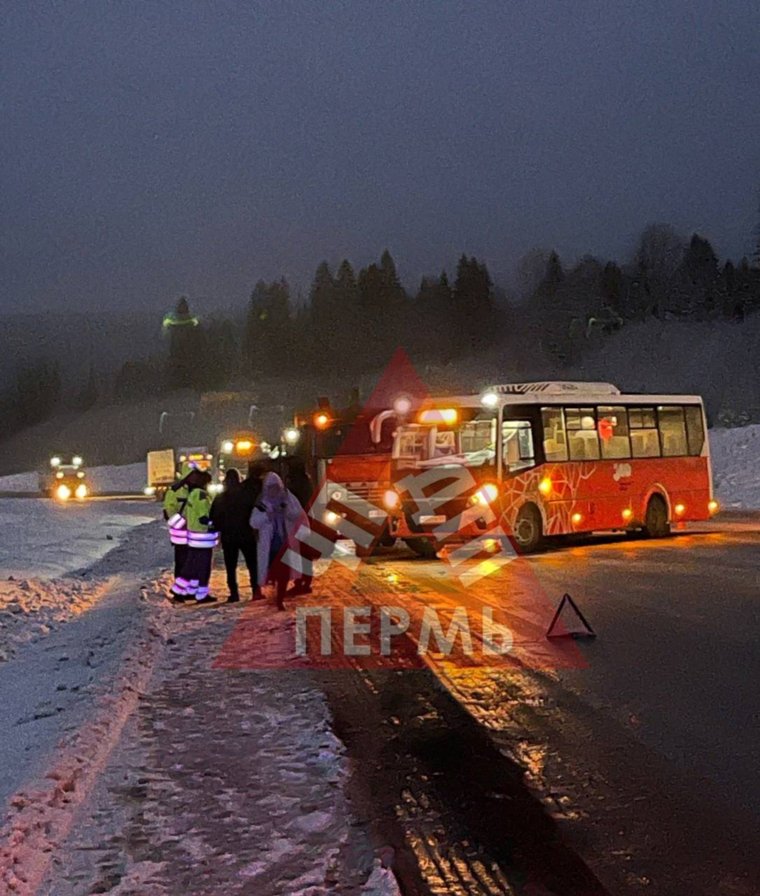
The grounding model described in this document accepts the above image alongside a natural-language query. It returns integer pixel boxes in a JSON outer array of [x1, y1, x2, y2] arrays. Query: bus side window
[[628, 407, 661, 458], [541, 408, 568, 462], [658, 406, 688, 456], [684, 405, 705, 456], [598, 406, 631, 459], [566, 407, 600, 461]]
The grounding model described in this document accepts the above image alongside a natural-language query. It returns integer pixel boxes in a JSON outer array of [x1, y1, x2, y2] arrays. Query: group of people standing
[[163, 457, 314, 609]]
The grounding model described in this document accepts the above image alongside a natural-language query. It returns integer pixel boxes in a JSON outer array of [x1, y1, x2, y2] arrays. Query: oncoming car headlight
[[75, 484, 88, 500], [56, 484, 71, 501]]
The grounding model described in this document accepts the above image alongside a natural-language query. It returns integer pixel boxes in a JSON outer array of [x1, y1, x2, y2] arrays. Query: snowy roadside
[[0, 461, 146, 495], [0, 551, 400, 895], [710, 424, 760, 510], [0, 576, 106, 662]]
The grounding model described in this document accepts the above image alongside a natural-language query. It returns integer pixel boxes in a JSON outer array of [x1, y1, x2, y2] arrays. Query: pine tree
[[674, 233, 719, 318], [166, 296, 202, 390], [453, 255, 495, 353], [333, 260, 361, 362]]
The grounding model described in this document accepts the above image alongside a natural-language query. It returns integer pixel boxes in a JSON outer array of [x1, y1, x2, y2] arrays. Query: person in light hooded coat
[[249, 471, 309, 610]]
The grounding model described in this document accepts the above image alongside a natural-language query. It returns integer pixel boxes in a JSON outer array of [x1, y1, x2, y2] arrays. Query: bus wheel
[[403, 538, 438, 559], [513, 504, 543, 553], [643, 495, 670, 538]]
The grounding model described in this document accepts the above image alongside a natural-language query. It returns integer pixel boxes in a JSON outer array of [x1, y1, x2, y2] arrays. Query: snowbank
[[86, 461, 146, 494], [0, 498, 157, 578], [710, 424, 760, 510], [0, 471, 37, 492], [0, 462, 146, 495], [0, 577, 104, 662]]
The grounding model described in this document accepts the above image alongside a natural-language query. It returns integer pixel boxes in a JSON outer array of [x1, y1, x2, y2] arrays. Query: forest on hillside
[[2, 221, 760, 440]]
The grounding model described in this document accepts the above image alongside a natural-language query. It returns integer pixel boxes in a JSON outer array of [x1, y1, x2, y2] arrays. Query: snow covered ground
[[710, 424, 760, 510], [0, 497, 158, 578]]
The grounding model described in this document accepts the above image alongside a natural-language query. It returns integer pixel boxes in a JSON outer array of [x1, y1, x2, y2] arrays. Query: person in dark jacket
[[210, 469, 260, 602], [284, 456, 315, 595], [243, 459, 269, 503]]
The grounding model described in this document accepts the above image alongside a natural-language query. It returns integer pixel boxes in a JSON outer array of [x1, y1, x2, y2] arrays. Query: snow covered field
[[0, 498, 157, 578]]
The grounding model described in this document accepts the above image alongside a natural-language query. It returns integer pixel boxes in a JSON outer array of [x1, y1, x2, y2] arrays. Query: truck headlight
[[383, 489, 399, 509]]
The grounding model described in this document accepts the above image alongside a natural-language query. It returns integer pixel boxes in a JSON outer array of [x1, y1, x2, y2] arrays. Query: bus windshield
[[394, 414, 497, 468]]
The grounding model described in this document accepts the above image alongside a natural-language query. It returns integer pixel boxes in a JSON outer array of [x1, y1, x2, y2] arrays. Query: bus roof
[[415, 382, 705, 411]]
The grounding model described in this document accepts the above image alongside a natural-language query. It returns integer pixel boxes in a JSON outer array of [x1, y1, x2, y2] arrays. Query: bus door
[[499, 412, 537, 479]]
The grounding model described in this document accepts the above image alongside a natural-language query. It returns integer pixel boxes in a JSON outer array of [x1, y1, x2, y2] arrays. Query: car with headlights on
[[42, 455, 89, 501]]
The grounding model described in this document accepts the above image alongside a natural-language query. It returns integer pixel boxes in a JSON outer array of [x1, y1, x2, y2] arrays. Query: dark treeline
[[4, 222, 760, 435]]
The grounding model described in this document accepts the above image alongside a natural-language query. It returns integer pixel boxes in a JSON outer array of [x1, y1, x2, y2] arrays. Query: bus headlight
[[56, 484, 71, 501], [470, 482, 499, 506], [75, 484, 88, 500], [222, 440, 234, 454], [383, 489, 399, 509], [674, 503, 686, 516]]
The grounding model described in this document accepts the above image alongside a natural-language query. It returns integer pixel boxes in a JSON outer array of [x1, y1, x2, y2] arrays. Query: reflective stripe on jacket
[[185, 488, 219, 548]]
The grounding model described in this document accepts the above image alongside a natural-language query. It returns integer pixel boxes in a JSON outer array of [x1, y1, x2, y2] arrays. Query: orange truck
[[289, 399, 402, 554]]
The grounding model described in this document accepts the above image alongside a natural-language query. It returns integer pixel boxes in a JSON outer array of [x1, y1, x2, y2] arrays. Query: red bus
[[384, 381, 717, 553]]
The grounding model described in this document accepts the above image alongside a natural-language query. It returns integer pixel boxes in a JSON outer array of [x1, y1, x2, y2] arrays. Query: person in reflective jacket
[[164, 474, 191, 581], [173, 470, 218, 605]]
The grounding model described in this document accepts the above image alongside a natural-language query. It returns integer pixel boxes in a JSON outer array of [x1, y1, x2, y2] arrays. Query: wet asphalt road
[[352, 518, 760, 894]]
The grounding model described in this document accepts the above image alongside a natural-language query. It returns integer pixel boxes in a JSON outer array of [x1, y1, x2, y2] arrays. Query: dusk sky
[[2, 0, 759, 313]]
